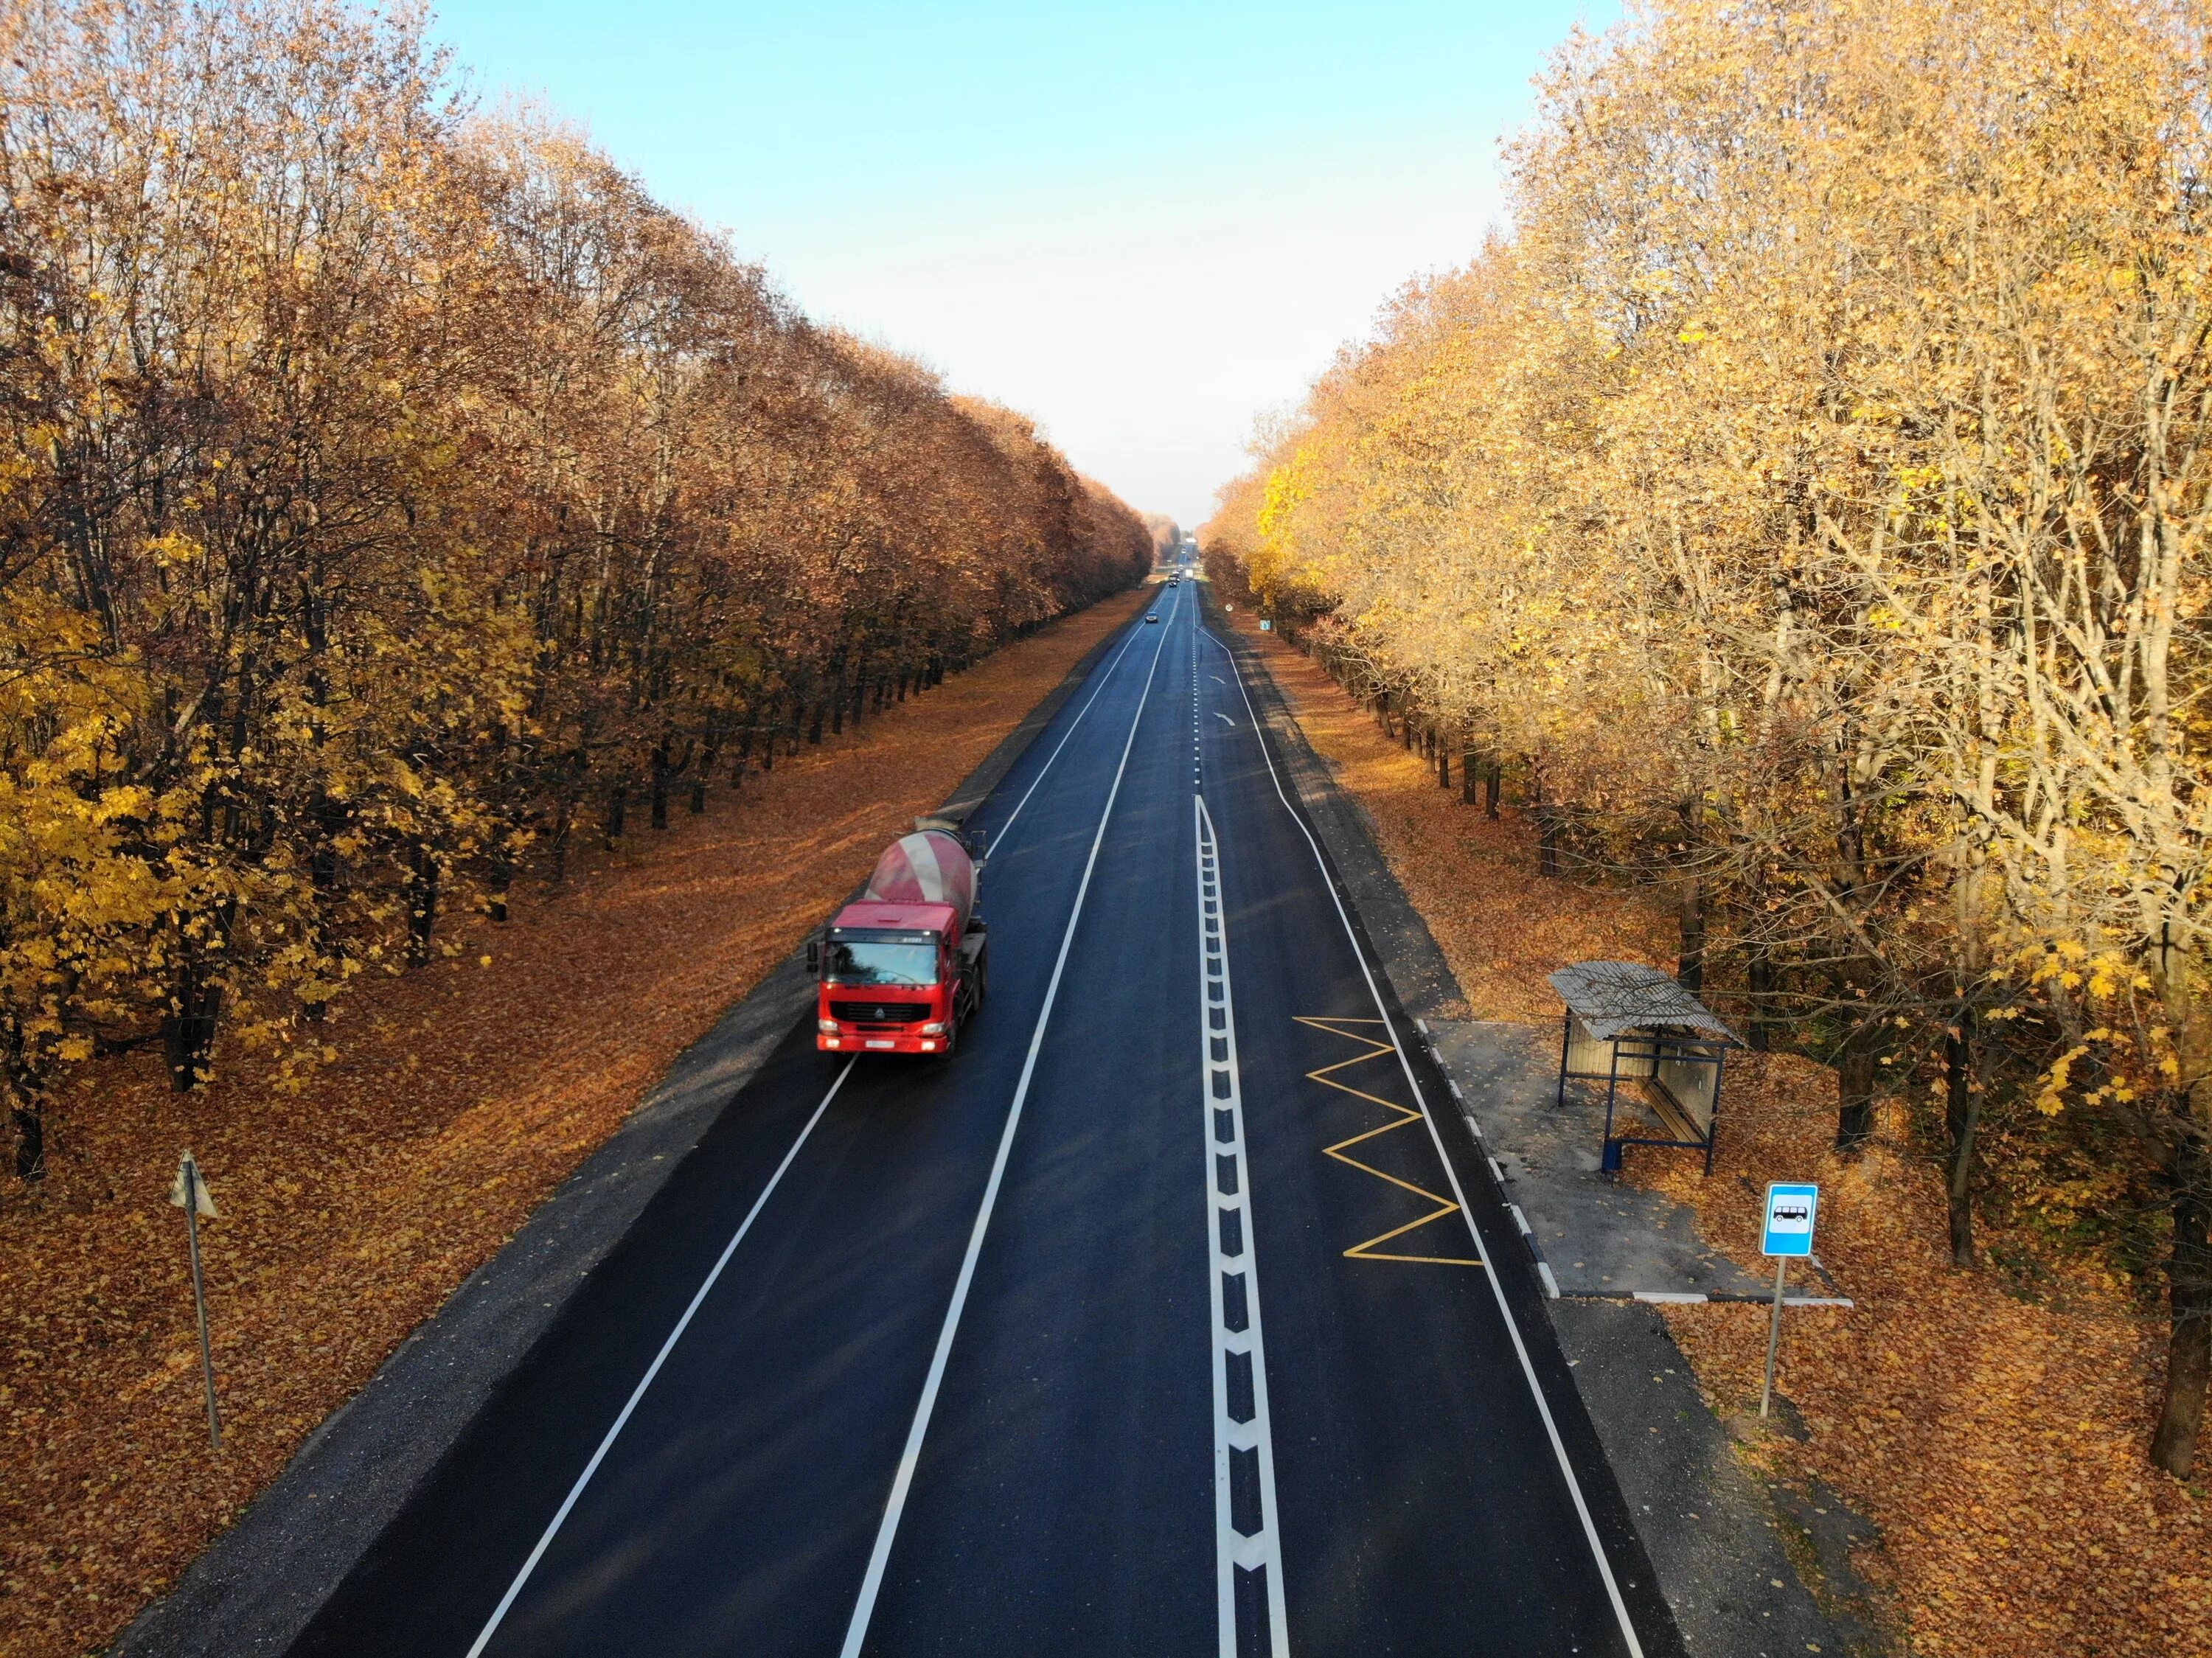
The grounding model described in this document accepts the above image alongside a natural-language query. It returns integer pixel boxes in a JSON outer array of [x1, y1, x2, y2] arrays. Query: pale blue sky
[[428, 1, 1619, 523]]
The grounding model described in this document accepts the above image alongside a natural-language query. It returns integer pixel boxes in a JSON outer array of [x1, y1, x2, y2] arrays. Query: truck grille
[[831, 1000, 930, 1025]]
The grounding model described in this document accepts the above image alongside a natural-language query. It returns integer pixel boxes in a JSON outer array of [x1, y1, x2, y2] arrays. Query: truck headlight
[[921, 1021, 946, 1035], [818, 1018, 838, 1033]]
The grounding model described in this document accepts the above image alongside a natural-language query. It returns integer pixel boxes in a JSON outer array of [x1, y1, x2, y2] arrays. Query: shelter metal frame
[[1548, 961, 1739, 1179]]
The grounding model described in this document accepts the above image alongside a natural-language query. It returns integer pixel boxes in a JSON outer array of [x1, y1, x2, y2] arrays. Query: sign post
[[168, 1151, 222, 1452], [1759, 1182, 1818, 1420]]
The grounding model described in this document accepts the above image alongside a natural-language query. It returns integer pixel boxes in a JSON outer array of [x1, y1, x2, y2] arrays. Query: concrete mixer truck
[[807, 818, 989, 1056]]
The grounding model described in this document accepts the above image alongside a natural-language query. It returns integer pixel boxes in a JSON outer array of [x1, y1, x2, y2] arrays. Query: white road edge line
[[465, 1059, 858, 1658], [835, 591, 1179, 1658], [1197, 793, 1292, 1658], [1202, 625, 1648, 1658]]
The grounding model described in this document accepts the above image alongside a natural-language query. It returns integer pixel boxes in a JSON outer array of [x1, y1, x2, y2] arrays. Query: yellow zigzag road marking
[[1296, 1017, 1481, 1267]]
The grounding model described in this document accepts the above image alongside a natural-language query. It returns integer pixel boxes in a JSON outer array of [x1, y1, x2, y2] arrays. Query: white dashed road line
[[1195, 793, 1290, 1658]]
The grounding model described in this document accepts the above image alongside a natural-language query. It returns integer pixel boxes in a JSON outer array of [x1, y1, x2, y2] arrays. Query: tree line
[[1207, 0, 2212, 1475], [0, 1, 1150, 1169]]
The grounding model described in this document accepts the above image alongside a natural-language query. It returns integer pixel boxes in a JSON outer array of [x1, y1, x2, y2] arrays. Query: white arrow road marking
[[1214, 711, 1236, 726]]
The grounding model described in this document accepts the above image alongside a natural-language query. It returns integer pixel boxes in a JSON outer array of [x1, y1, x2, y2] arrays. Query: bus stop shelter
[[1548, 961, 1739, 1177]]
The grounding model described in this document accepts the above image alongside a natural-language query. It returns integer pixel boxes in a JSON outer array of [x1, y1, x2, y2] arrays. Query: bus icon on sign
[[1761, 1182, 1819, 1258]]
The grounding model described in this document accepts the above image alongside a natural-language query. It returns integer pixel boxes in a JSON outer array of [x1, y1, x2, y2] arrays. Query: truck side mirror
[[805, 938, 820, 974]]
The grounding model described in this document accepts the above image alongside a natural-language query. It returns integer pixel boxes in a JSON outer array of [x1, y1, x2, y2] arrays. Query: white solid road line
[[1202, 626, 1648, 1658], [987, 588, 1164, 851], [464, 1059, 858, 1658], [1196, 793, 1291, 1658], [835, 592, 1180, 1658]]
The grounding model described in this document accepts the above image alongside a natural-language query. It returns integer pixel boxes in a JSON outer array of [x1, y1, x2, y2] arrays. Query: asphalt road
[[290, 576, 1681, 1658]]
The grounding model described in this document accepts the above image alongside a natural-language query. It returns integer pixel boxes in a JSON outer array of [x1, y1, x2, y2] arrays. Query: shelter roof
[[1547, 961, 1739, 1044]]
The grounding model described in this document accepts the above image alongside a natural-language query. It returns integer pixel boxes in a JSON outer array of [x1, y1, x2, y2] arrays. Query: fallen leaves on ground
[[1234, 613, 2212, 1658], [0, 588, 1147, 1658]]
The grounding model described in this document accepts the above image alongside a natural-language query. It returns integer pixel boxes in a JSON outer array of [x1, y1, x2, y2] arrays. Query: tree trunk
[[650, 745, 670, 829], [10, 1098, 42, 1181], [549, 795, 573, 885], [1746, 952, 1774, 1052], [605, 781, 627, 845], [1436, 741, 1451, 790], [5, 1019, 46, 1181], [1677, 877, 1705, 996], [407, 841, 439, 968], [1534, 763, 1559, 877], [1484, 759, 1501, 820], [808, 702, 826, 744], [692, 736, 716, 813], [305, 794, 343, 1020], [1537, 809, 1561, 877], [1944, 1011, 1980, 1267], [1461, 748, 1478, 805], [2152, 1121, 2211, 1476], [488, 838, 512, 924], [1836, 1044, 1878, 1151], [163, 961, 221, 1093]]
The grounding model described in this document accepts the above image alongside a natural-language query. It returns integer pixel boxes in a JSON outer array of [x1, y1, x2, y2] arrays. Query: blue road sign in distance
[[1761, 1182, 1819, 1258]]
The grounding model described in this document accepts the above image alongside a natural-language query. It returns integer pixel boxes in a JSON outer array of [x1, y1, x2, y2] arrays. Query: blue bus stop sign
[[1761, 1182, 1818, 1257]]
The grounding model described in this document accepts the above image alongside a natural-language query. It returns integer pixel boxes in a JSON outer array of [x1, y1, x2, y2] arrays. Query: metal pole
[[184, 1161, 221, 1452], [1759, 1255, 1787, 1419]]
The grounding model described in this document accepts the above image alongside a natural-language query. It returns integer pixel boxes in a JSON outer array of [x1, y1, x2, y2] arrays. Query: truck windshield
[[825, 939, 939, 987]]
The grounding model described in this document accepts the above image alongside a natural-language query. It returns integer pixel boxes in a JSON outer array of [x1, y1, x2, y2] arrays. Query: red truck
[[809, 818, 989, 1056]]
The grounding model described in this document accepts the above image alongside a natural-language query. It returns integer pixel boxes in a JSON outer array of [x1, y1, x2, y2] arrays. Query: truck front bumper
[[818, 1029, 945, 1054]]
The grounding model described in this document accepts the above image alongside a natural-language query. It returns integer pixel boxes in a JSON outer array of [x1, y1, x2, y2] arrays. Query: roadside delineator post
[[1759, 1181, 1819, 1419], [168, 1150, 222, 1452]]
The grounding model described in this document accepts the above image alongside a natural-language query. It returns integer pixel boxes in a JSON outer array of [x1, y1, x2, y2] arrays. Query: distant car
[[1146, 613, 1161, 623]]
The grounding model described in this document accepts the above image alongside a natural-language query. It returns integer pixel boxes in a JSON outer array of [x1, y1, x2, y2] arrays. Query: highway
[[290, 574, 1680, 1658]]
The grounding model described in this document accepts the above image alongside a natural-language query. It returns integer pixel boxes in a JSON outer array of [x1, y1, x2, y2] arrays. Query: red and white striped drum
[[861, 830, 976, 932]]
